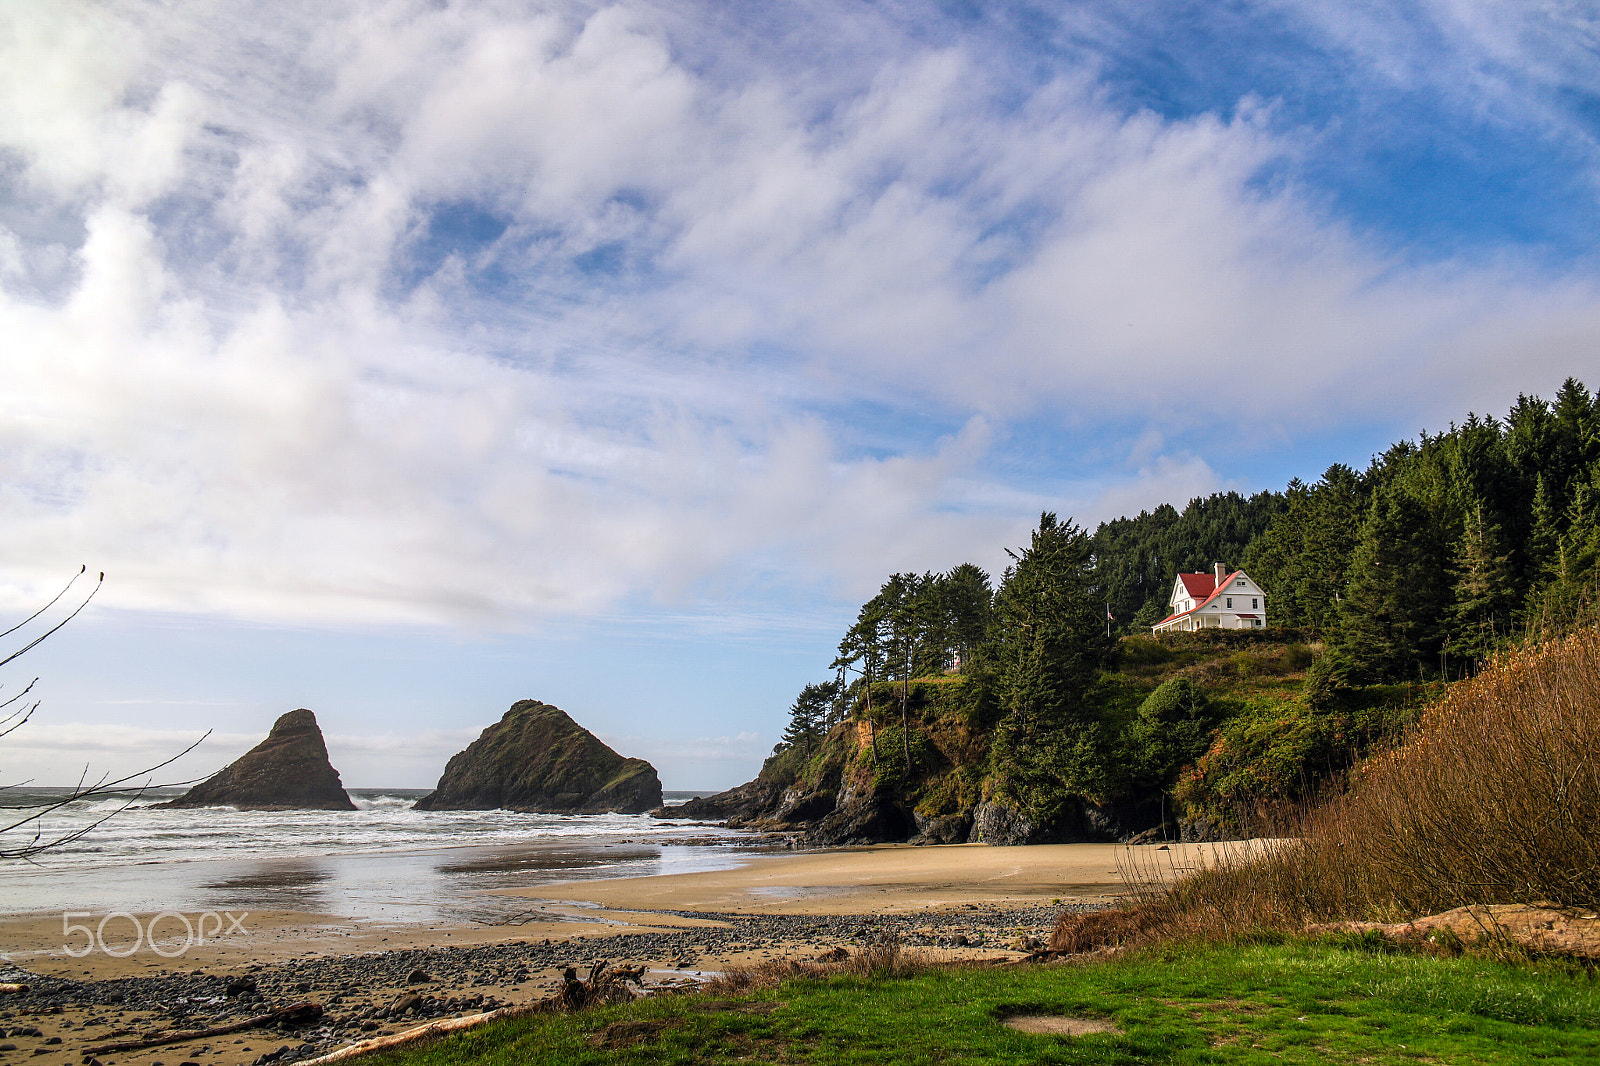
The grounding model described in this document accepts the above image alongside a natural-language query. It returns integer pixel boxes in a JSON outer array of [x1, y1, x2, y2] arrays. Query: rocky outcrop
[[971, 797, 1170, 845], [910, 810, 973, 845], [656, 776, 1170, 845], [656, 779, 914, 845], [414, 700, 661, 814], [653, 779, 781, 823], [808, 793, 911, 845], [969, 800, 1046, 845], [164, 708, 356, 810]]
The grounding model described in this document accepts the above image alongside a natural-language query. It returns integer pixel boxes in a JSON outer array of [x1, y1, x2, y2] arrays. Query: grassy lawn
[[368, 939, 1600, 1065]]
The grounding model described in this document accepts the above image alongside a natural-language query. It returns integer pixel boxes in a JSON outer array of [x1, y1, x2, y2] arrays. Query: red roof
[[1155, 570, 1245, 628]]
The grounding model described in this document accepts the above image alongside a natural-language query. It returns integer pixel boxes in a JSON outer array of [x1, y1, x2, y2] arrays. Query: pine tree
[[1526, 475, 1560, 580], [939, 563, 993, 672], [1333, 483, 1452, 682], [1446, 501, 1516, 663], [988, 513, 1115, 815], [779, 681, 838, 758]]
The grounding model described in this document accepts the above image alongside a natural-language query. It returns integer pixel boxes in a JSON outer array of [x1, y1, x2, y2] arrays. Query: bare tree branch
[[0, 568, 210, 859]]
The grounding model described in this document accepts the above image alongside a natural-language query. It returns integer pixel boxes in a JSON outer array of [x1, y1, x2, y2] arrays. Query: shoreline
[[0, 841, 1241, 1066], [0, 841, 1246, 978]]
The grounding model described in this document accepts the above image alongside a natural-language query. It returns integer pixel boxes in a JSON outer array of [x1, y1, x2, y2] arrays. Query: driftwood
[[296, 1011, 507, 1066], [82, 1002, 324, 1055], [300, 961, 647, 1066], [0, 983, 29, 994]]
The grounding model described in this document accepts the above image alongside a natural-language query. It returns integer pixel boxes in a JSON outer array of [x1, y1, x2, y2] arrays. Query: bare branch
[[0, 568, 216, 859], [0, 570, 103, 669], [0, 566, 86, 642]]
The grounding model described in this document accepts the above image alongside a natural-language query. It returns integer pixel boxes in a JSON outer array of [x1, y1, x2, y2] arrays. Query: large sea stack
[[165, 708, 357, 810], [414, 700, 662, 814]]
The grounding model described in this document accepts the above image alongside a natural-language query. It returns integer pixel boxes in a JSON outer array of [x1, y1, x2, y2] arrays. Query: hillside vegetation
[[1048, 624, 1600, 965], [670, 379, 1600, 844]]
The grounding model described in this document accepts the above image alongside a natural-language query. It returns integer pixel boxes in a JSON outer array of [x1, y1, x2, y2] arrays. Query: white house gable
[[1153, 563, 1268, 633]]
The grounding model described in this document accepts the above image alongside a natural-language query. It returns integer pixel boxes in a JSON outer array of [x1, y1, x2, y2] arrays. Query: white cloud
[[1, 0, 1597, 630], [0, 722, 253, 787]]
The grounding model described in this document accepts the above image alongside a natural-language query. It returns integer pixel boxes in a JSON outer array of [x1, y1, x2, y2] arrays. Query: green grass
[[367, 941, 1600, 1065]]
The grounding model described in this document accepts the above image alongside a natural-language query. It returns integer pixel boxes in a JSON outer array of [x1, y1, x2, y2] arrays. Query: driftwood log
[[0, 983, 29, 995], [295, 1011, 508, 1066], [82, 1002, 324, 1055]]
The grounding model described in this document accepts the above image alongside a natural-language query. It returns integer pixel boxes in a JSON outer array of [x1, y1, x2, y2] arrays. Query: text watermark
[[63, 911, 249, 958]]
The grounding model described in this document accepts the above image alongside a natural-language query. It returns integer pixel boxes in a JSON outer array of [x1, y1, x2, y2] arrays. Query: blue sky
[[2, 0, 1598, 789]]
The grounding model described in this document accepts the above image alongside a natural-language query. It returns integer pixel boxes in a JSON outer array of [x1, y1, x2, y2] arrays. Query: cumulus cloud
[[2, 0, 1597, 628]]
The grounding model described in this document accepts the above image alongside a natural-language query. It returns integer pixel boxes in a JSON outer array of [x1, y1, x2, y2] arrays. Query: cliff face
[[656, 633, 1334, 846], [654, 677, 1167, 846], [414, 700, 662, 814], [165, 708, 357, 810]]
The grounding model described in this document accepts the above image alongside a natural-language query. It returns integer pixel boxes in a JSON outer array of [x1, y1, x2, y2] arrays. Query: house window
[[1253, 619, 1262, 627], [1235, 579, 1246, 586], [1252, 598, 1258, 609], [1226, 597, 1233, 608]]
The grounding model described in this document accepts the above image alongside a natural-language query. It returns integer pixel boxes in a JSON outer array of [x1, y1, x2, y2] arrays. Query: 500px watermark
[[62, 911, 249, 958]]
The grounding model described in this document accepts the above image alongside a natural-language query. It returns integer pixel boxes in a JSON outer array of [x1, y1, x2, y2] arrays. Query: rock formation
[[414, 700, 662, 814], [164, 708, 356, 810]]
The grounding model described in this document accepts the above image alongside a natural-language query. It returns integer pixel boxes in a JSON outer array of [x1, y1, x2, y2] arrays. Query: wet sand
[[512, 841, 1193, 916]]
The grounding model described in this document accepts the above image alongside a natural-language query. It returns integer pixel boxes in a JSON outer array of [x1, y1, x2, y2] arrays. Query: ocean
[[0, 788, 757, 924]]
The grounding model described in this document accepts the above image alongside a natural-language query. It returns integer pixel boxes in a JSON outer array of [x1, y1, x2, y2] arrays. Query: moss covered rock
[[165, 708, 356, 810], [415, 700, 661, 813]]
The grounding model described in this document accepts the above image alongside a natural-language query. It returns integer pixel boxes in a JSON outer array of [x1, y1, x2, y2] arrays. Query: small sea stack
[[164, 708, 357, 810], [415, 699, 662, 814]]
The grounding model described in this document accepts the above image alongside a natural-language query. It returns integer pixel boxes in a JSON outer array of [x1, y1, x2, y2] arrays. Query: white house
[[1152, 563, 1267, 633]]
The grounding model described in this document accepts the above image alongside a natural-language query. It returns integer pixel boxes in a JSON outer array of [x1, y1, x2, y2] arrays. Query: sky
[[2, 0, 1598, 791]]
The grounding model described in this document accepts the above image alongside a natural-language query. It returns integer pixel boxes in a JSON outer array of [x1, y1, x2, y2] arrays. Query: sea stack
[[165, 708, 357, 810], [414, 699, 662, 814]]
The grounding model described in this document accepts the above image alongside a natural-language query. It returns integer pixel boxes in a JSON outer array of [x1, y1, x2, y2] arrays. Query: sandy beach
[[0, 841, 1229, 1066], [508, 841, 1171, 916]]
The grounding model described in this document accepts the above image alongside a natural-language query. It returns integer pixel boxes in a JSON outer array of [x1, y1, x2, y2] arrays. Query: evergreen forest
[[752, 379, 1600, 843]]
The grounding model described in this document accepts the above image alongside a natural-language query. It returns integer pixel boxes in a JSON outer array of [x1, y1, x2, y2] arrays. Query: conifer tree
[[779, 681, 838, 758], [1333, 483, 1452, 682], [938, 562, 993, 672], [1526, 474, 1561, 579], [988, 513, 1115, 815], [1446, 501, 1516, 663]]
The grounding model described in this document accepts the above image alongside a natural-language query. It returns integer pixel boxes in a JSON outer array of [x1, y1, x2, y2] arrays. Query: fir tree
[[989, 513, 1115, 815], [1446, 501, 1516, 663], [1334, 483, 1452, 682], [779, 681, 838, 758]]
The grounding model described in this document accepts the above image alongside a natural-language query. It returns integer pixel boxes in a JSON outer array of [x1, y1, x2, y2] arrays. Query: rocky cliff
[[656, 634, 1336, 846], [653, 677, 1170, 846], [414, 700, 662, 814], [164, 708, 357, 810]]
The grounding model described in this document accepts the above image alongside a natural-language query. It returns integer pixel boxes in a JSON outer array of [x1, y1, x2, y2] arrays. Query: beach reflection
[[7, 840, 754, 923], [200, 860, 335, 912]]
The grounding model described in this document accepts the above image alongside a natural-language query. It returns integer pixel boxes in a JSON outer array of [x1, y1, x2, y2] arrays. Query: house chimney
[[1214, 562, 1227, 583]]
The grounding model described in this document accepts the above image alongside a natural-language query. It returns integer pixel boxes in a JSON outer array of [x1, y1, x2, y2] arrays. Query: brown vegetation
[[1054, 629, 1600, 954], [704, 935, 931, 994]]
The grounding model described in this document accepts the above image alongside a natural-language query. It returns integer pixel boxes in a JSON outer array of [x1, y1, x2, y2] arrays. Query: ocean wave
[[0, 801, 743, 869]]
